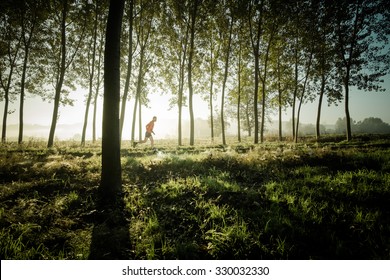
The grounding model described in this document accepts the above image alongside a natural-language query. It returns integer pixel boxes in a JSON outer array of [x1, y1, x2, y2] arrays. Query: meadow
[[0, 135, 389, 259]]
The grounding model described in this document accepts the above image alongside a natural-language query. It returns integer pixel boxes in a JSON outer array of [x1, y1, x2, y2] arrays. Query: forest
[[1, 0, 389, 146], [1, 0, 390, 261]]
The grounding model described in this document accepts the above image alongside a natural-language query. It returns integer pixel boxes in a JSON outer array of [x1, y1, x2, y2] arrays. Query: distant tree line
[[1, 0, 389, 147], [335, 117, 390, 135]]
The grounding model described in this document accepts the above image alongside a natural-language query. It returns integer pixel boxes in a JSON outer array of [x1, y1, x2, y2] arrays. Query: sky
[[1, 74, 389, 141]]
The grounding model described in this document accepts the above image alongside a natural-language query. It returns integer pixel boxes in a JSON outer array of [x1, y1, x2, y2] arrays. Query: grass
[[0, 135, 389, 259]]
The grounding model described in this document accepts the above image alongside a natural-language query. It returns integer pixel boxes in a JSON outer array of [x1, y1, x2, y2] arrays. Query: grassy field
[[0, 135, 389, 259]]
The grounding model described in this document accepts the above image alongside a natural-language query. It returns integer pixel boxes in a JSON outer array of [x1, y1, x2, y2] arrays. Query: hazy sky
[[1, 74, 389, 140]]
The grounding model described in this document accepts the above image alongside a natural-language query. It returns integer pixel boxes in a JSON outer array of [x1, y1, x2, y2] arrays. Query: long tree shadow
[[88, 191, 131, 259]]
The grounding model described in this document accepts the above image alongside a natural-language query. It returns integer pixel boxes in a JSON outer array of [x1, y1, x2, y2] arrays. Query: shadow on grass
[[88, 191, 131, 259], [121, 148, 390, 259]]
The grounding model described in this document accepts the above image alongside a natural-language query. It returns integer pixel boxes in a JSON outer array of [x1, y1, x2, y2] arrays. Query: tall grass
[[1, 136, 389, 259]]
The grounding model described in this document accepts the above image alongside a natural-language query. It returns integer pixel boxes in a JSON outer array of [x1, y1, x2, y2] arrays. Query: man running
[[133, 116, 157, 148]]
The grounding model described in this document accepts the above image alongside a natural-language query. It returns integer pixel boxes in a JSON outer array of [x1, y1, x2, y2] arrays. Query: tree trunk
[[100, 0, 125, 204], [220, 15, 234, 146], [248, 1, 263, 144], [278, 86, 282, 141], [19, 17, 35, 144], [178, 46, 186, 146], [245, 90, 251, 137], [237, 53, 241, 143], [177, 23, 189, 146], [138, 98, 142, 141], [131, 94, 138, 143], [316, 73, 325, 140], [92, 31, 104, 143], [48, 0, 67, 148], [1, 94, 9, 143], [92, 91, 98, 143], [1, 36, 21, 143], [120, 0, 134, 141], [81, 8, 98, 146], [295, 52, 313, 143], [209, 57, 214, 142], [344, 74, 352, 141], [188, 1, 198, 146], [291, 45, 298, 141], [260, 30, 274, 143], [210, 83, 214, 142], [132, 46, 144, 143], [19, 46, 29, 144]]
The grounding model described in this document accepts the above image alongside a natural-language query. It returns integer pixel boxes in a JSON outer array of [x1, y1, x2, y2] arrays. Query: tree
[[356, 117, 390, 134], [334, 0, 390, 141], [187, 0, 202, 146], [199, 13, 220, 143], [130, 0, 156, 144], [80, 1, 103, 146], [100, 0, 125, 205], [159, 0, 191, 146], [0, 1, 22, 143], [218, 1, 235, 146], [268, 33, 293, 141], [247, 0, 264, 144], [92, 19, 105, 144], [119, 0, 135, 141], [258, 1, 280, 143], [17, 0, 47, 144], [310, 0, 342, 141], [46, 0, 86, 147]]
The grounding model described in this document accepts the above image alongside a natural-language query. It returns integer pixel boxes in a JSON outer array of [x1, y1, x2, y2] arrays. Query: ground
[[0, 135, 389, 259]]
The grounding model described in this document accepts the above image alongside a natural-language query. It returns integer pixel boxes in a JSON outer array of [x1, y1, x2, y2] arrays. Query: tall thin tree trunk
[[209, 53, 214, 142], [132, 46, 144, 143], [19, 18, 35, 144], [188, 1, 198, 146], [295, 52, 313, 143], [344, 72, 352, 141], [131, 95, 138, 143], [260, 29, 274, 143], [278, 89, 282, 141], [1, 36, 21, 143], [1, 94, 9, 143], [48, 0, 67, 148], [248, 1, 263, 144], [178, 49, 185, 146], [138, 99, 142, 141], [177, 25, 189, 146], [19, 46, 29, 144], [119, 0, 134, 141], [100, 0, 125, 203], [291, 45, 298, 141], [316, 74, 325, 140], [81, 9, 98, 146], [92, 31, 104, 143], [245, 90, 251, 137], [220, 15, 234, 146], [237, 52, 241, 143]]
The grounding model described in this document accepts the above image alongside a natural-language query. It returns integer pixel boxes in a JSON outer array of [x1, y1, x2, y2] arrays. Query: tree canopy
[[1, 0, 389, 144]]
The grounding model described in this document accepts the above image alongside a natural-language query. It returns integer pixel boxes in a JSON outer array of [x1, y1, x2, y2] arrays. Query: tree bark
[[81, 7, 99, 146], [48, 0, 68, 148], [119, 0, 134, 141], [220, 15, 234, 146], [248, 1, 263, 144], [188, 1, 198, 146], [316, 74, 325, 140], [100, 0, 125, 204]]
